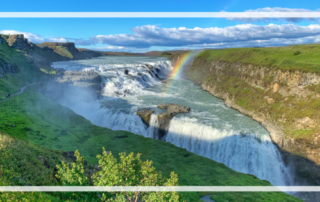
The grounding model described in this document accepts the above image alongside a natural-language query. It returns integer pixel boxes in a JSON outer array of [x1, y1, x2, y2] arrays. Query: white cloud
[[94, 46, 149, 53], [0, 30, 67, 44], [185, 35, 320, 49], [47, 37, 67, 43], [227, 7, 320, 23], [0, 30, 46, 43], [91, 24, 320, 48], [4, 22, 320, 53]]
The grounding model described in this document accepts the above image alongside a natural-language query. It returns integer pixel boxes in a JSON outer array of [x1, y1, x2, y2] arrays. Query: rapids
[[50, 56, 294, 186]]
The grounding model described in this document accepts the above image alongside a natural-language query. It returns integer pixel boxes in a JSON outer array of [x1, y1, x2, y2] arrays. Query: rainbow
[[163, 51, 199, 94], [168, 52, 193, 79]]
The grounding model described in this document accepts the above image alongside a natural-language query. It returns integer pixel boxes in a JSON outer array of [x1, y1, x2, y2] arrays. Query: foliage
[[56, 149, 180, 202], [56, 150, 89, 186]]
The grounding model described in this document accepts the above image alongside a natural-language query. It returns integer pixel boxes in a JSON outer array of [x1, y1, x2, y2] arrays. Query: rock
[[158, 103, 190, 114], [63, 151, 77, 162], [0, 34, 30, 51], [145, 64, 154, 71], [264, 96, 275, 104], [137, 109, 154, 127], [273, 83, 280, 93], [296, 117, 316, 129], [11, 124, 16, 127], [157, 103, 190, 140], [5, 124, 8, 127], [0, 60, 19, 77], [37, 155, 50, 168], [46, 70, 102, 101]]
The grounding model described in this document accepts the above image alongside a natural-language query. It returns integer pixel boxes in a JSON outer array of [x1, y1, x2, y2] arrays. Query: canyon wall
[[173, 54, 320, 185]]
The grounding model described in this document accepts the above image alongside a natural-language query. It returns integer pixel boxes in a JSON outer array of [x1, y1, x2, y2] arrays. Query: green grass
[[0, 132, 102, 202], [54, 46, 73, 58], [184, 51, 320, 159], [198, 44, 320, 73], [0, 89, 300, 202], [0, 43, 49, 99], [0, 133, 74, 201]]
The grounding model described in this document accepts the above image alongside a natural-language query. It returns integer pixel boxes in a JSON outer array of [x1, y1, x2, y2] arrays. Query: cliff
[[174, 45, 320, 185], [0, 34, 104, 99], [0, 34, 31, 50]]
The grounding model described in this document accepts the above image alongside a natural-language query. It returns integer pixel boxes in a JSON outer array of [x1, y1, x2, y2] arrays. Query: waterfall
[[165, 116, 293, 186], [50, 56, 294, 187], [146, 114, 159, 139]]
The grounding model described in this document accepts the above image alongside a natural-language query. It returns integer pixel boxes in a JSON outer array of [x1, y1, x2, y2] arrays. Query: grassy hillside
[[0, 43, 49, 99], [0, 132, 74, 201], [189, 44, 320, 154], [179, 43, 320, 187], [199, 44, 320, 73], [0, 86, 300, 202]]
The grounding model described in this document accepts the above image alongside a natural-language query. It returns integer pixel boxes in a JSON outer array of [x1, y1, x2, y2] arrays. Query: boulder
[[273, 83, 280, 93], [0, 59, 19, 77], [63, 151, 77, 162], [157, 103, 190, 140], [137, 109, 154, 127]]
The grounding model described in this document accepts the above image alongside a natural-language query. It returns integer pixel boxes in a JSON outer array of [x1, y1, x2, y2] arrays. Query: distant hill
[[144, 50, 190, 56]]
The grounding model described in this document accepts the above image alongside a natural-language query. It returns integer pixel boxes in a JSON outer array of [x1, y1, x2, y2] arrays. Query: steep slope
[[176, 44, 320, 185], [0, 88, 300, 202], [0, 34, 103, 99]]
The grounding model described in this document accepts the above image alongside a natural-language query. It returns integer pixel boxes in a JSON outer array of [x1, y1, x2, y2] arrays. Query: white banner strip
[[0, 12, 320, 18], [1, 186, 320, 192]]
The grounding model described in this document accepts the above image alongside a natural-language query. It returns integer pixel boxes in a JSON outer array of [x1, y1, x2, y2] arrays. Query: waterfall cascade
[[50, 56, 294, 186]]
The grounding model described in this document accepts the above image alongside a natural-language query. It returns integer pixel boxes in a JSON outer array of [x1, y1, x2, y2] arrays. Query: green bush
[[56, 148, 180, 202]]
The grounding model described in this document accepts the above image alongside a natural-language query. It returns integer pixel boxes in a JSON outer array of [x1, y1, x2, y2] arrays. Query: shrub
[[56, 148, 180, 202]]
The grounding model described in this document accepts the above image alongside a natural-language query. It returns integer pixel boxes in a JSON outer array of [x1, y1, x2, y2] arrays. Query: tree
[[56, 148, 180, 202]]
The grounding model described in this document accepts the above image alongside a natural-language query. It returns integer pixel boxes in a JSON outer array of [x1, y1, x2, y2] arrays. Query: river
[[50, 56, 294, 186]]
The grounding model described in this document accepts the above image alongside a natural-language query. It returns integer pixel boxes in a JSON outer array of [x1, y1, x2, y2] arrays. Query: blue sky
[[0, 0, 320, 52]]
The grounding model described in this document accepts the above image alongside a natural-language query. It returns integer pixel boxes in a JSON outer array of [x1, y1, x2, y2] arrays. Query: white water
[[50, 56, 294, 186]]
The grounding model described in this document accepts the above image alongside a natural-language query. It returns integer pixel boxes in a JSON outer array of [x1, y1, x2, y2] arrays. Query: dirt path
[[0, 82, 40, 102]]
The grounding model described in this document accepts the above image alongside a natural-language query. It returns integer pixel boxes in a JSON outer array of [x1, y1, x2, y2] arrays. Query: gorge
[[45, 55, 299, 188], [1, 34, 315, 201]]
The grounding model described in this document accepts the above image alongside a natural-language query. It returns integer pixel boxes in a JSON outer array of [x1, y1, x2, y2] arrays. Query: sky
[[0, 0, 320, 52]]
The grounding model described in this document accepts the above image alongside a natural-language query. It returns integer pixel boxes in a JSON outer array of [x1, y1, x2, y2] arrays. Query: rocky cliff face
[[137, 104, 190, 140], [0, 59, 18, 77], [0, 34, 31, 51], [173, 54, 320, 185], [44, 69, 102, 101], [36, 42, 101, 60], [157, 103, 190, 140]]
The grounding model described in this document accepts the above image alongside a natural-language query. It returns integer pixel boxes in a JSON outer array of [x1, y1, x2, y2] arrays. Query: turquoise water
[[51, 56, 294, 186]]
